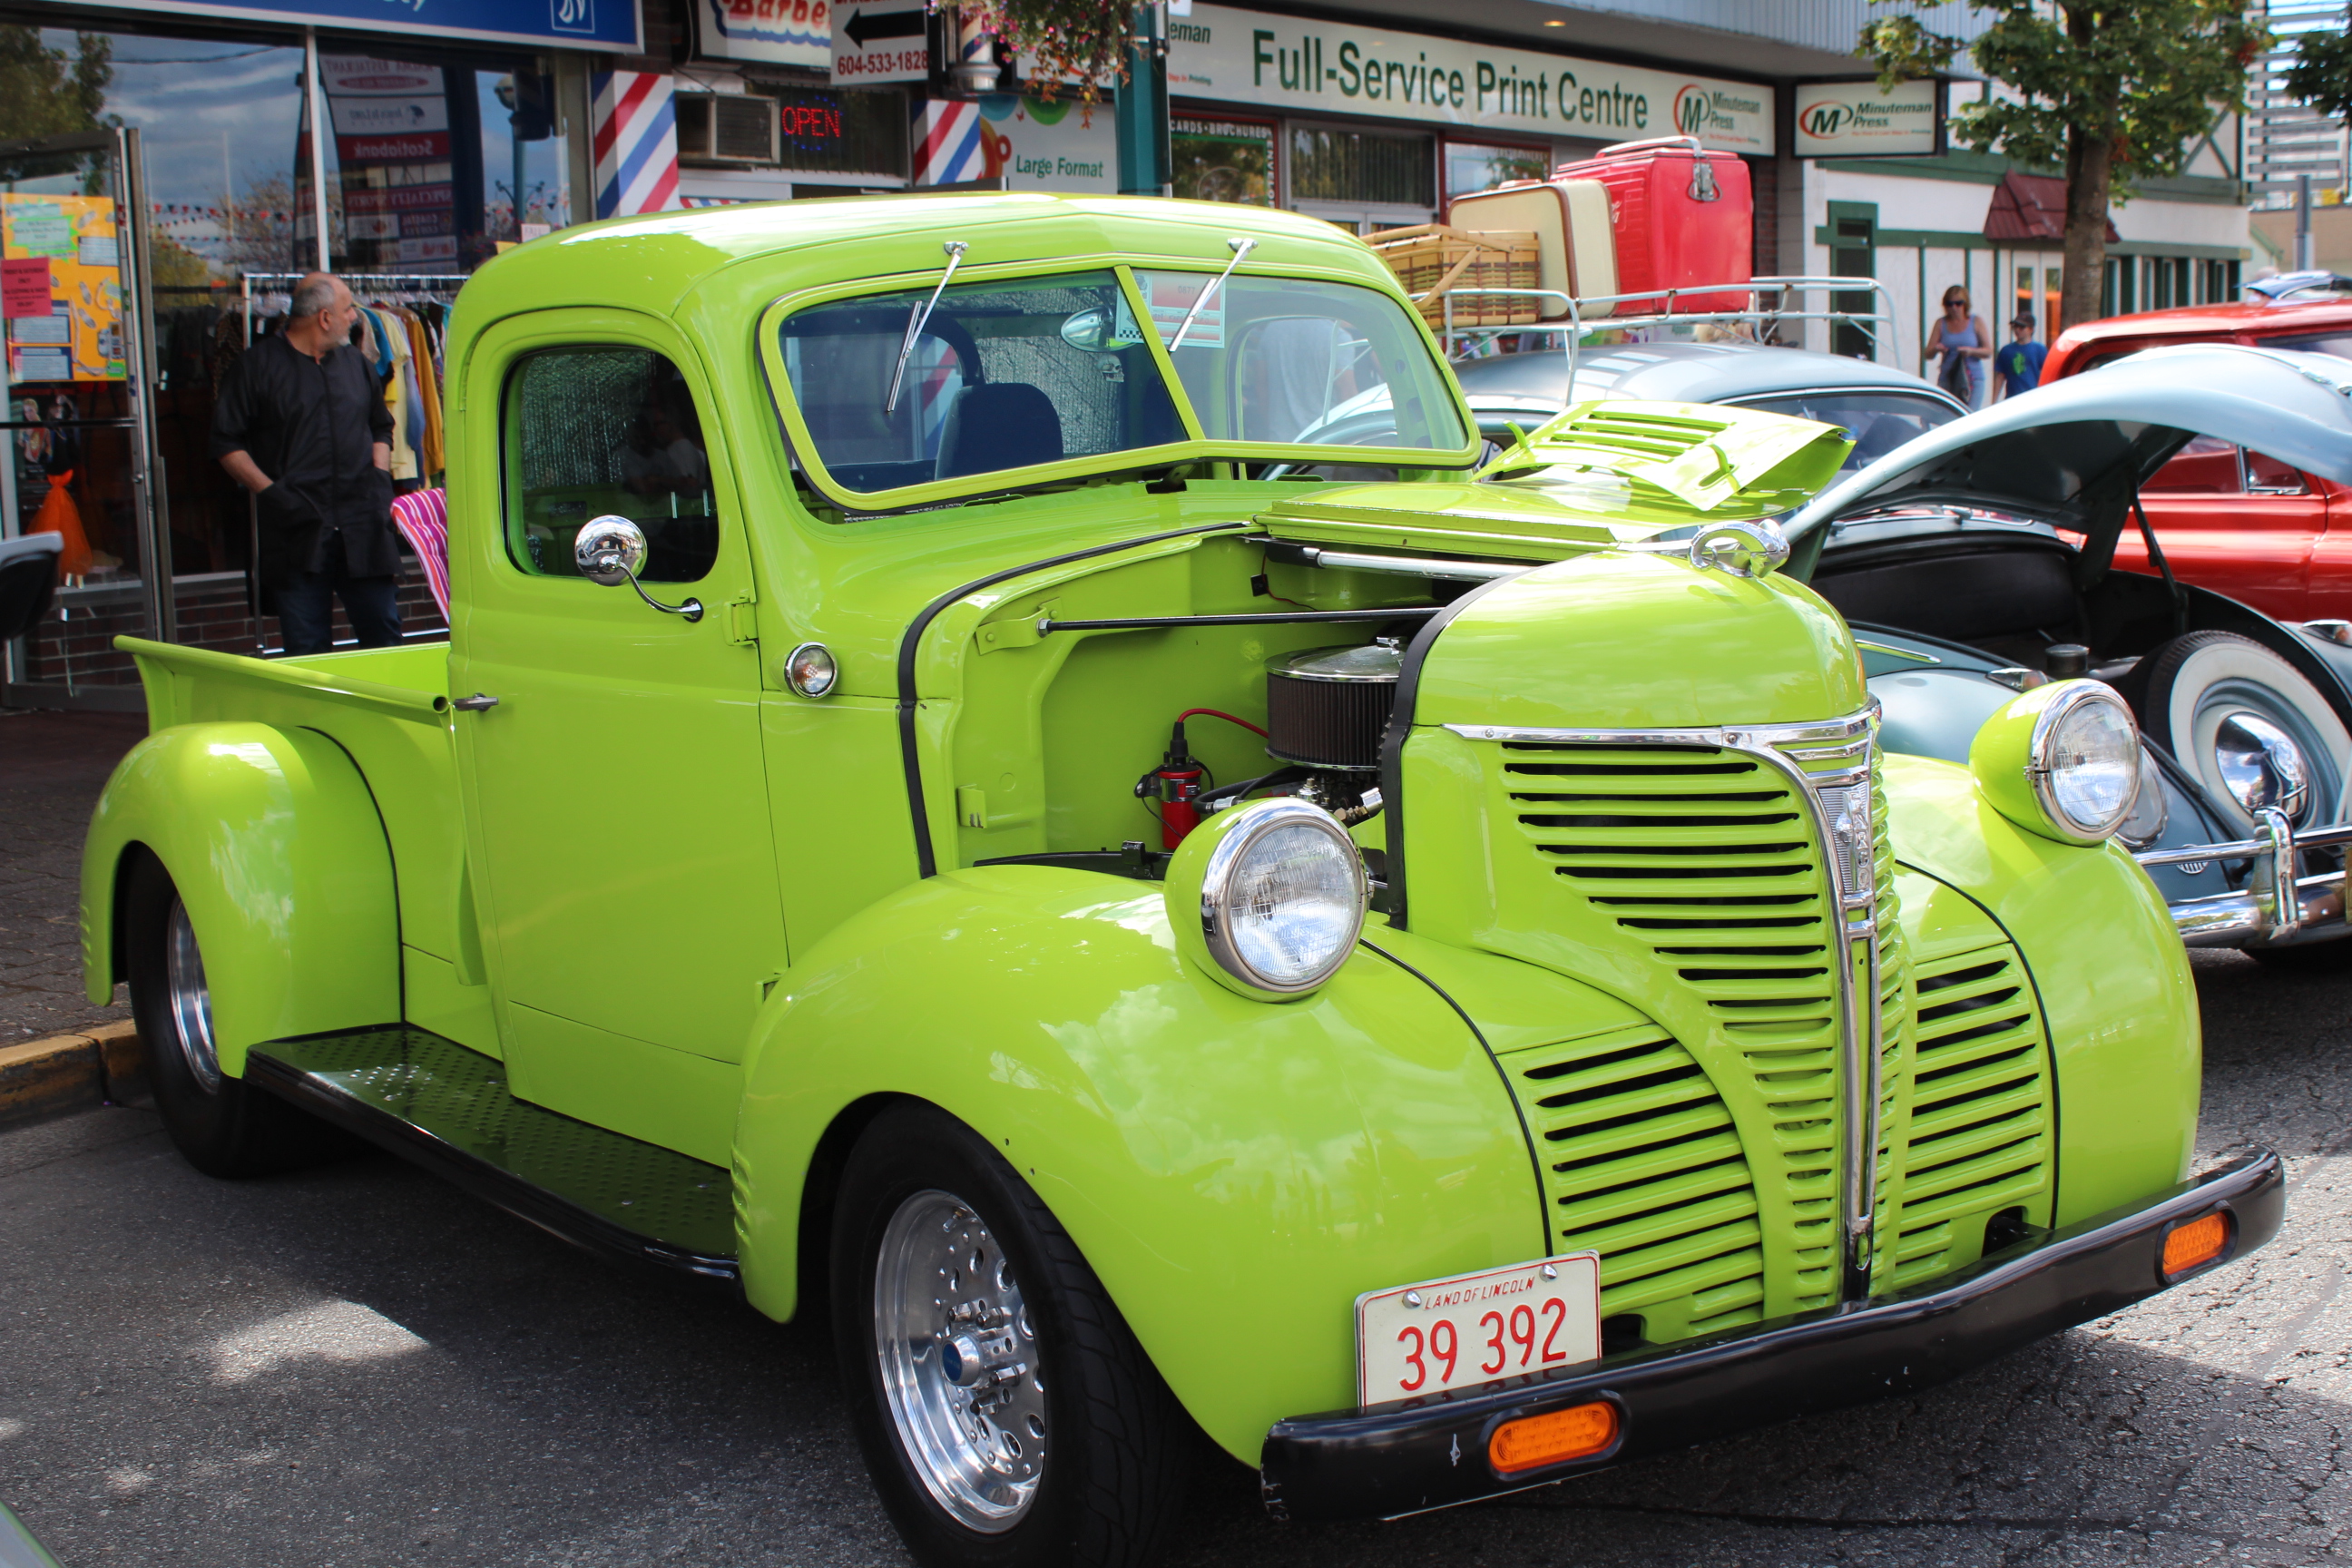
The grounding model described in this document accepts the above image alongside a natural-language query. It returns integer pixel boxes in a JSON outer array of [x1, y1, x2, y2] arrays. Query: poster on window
[[323, 56, 462, 267], [0, 194, 124, 384], [1171, 117, 1275, 205]]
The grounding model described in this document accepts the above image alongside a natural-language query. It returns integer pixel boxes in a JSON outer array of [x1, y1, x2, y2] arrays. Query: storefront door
[[2, 126, 170, 710]]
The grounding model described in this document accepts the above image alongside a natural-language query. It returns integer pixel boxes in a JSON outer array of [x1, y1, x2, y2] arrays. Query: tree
[[1861, 3, 2265, 329], [0, 27, 114, 180], [2281, 14, 2352, 128]]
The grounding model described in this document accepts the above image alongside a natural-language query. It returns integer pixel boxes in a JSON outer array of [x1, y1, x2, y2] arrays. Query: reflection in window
[[504, 348, 719, 583], [779, 270, 1187, 494], [1734, 391, 1959, 473], [1133, 271, 1466, 451], [2146, 434, 2242, 495], [1444, 142, 1549, 201], [1289, 126, 1434, 206]]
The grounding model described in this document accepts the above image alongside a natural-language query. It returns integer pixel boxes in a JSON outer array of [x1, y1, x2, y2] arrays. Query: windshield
[[778, 270, 1188, 495], [1132, 271, 1468, 450], [773, 267, 1467, 502], [1729, 391, 1958, 474]]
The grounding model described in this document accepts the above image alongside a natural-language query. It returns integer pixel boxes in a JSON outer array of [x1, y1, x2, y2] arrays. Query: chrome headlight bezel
[[2024, 681, 2142, 843], [1181, 798, 1369, 998]]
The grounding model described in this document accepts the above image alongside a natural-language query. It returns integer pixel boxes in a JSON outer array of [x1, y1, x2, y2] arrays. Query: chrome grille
[[1450, 711, 1900, 1319]]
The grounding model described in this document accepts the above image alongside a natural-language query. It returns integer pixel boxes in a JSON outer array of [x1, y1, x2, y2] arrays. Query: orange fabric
[[28, 469, 91, 580], [405, 313, 445, 475]]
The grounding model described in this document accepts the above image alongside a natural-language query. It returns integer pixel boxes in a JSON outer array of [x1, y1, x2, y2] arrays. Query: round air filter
[[1265, 642, 1402, 771]]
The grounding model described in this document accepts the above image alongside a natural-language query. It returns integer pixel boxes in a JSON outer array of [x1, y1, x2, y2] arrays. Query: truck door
[[448, 309, 783, 1161]]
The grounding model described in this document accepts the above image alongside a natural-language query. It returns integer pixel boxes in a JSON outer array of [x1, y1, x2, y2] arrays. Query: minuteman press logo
[[1674, 84, 1708, 137], [1800, 103, 1848, 139]]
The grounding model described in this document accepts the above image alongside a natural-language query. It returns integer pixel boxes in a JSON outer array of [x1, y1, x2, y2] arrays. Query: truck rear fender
[[81, 722, 401, 1076], [732, 865, 1654, 1465]]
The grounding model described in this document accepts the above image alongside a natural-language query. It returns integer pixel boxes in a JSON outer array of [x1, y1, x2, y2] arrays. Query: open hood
[[1786, 346, 2352, 560]]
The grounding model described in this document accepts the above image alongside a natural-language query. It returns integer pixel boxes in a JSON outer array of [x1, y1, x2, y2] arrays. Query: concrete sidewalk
[[2, 707, 147, 1047], [2, 709, 152, 1128]]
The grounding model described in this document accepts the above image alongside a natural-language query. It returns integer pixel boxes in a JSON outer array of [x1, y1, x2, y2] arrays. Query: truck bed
[[117, 637, 487, 1049]]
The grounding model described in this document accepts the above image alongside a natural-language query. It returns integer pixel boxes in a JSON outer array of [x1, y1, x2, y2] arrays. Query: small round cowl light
[[1164, 797, 1369, 1000], [783, 642, 838, 698], [1969, 679, 2143, 845]]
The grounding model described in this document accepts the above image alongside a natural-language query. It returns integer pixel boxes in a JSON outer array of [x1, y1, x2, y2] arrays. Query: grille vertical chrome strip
[[1446, 710, 1884, 1301]]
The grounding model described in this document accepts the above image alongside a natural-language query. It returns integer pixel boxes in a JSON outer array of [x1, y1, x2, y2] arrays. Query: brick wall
[[17, 560, 449, 691]]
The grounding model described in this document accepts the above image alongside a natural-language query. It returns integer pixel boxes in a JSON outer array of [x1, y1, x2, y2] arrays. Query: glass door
[[2, 126, 168, 710]]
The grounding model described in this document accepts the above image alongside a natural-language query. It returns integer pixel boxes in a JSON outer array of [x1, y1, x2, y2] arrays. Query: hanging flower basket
[[945, 0, 1132, 107]]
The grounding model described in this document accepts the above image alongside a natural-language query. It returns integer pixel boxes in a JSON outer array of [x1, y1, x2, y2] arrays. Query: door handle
[[452, 692, 500, 711]]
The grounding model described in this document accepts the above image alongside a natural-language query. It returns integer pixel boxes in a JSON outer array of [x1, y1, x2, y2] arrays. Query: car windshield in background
[[2265, 330, 2352, 360], [1131, 271, 1468, 451], [1731, 391, 1959, 473], [778, 270, 1189, 495]]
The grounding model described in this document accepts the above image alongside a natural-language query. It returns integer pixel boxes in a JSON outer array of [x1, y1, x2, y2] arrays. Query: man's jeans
[[278, 531, 401, 656]]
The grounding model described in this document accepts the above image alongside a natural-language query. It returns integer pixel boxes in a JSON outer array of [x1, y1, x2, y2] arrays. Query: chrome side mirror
[[573, 514, 703, 622], [1061, 307, 1112, 353], [575, 515, 647, 584]]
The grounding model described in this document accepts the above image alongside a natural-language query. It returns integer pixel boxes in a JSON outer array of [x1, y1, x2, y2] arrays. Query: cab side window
[[503, 347, 720, 583]]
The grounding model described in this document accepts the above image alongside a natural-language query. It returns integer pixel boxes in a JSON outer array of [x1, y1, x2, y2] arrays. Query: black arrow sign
[[844, 5, 925, 46]]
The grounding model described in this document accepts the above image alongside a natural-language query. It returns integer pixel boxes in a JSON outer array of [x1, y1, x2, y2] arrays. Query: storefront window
[[3, 24, 575, 697], [1444, 141, 1549, 201], [1288, 125, 1434, 208], [1172, 117, 1275, 205]]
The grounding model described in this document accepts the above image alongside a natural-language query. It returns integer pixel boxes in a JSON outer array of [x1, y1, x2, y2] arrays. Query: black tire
[[2137, 631, 2350, 836], [123, 850, 352, 1178], [830, 1102, 1188, 1568]]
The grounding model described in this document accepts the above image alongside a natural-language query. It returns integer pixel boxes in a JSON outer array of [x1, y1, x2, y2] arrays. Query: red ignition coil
[[1140, 719, 1206, 850]]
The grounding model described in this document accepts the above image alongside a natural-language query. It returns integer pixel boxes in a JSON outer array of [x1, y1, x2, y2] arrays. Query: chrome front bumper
[[2138, 807, 2352, 947]]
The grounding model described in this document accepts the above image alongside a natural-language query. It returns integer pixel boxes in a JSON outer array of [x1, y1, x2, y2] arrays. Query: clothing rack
[[239, 271, 468, 346]]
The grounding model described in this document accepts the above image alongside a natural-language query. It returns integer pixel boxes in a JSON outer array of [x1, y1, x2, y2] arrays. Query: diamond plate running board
[[247, 1026, 739, 1286]]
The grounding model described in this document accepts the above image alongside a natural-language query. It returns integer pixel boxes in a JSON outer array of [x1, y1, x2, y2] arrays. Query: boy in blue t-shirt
[[1993, 312, 2046, 401]]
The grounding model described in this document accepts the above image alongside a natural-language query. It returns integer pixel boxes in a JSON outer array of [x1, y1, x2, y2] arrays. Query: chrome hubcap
[[874, 1190, 1045, 1533], [2215, 710, 2312, 824], [163, 898, 221, 1094]]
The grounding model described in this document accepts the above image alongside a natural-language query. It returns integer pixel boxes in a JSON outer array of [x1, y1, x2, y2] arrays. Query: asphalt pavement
[[4, 710, 2348, 1567]]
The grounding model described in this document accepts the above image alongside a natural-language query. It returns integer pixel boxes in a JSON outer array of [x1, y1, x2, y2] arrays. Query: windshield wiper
[[1169, 237, 1256, 351], [885, 240, 968, 415]]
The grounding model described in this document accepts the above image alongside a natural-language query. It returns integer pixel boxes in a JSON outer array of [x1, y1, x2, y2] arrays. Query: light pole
[[1115, 1, 1170, 196]]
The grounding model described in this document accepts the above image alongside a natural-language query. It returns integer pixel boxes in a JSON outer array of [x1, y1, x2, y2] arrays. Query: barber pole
[[592, 70, 682, 218]]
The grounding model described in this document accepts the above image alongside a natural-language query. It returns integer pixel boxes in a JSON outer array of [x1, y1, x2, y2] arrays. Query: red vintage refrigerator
[[1553, 135, 1752, 315]]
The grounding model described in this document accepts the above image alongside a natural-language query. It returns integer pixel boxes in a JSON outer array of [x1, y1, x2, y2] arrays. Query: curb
[[0, 1023, 146, 1130]]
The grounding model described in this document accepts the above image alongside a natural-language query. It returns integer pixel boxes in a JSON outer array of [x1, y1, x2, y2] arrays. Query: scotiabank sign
[[1166, 4, 1773, 152]]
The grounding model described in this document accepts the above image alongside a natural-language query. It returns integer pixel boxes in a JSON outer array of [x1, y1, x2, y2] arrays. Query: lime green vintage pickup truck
[[82, 195, 2278, 1568]]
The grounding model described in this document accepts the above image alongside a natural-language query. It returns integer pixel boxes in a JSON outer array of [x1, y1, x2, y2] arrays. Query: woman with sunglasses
[[1926, 286, 1993, 407]]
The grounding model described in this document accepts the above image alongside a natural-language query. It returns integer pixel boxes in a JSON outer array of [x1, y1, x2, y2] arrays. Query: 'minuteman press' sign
[[1792, 79, 1940, 158]]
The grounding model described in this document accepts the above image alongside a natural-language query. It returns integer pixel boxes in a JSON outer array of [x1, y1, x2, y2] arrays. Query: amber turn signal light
[[2161, 1210, 2231, 1278], [1488, 1401, 1619, 1475]]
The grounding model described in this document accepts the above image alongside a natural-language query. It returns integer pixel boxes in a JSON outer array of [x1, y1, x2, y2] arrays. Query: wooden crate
[[1366, 224, 1541, 327]]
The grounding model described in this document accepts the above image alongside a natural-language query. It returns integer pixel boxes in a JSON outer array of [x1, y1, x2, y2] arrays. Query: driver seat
[[936, 384, 1064, 480]]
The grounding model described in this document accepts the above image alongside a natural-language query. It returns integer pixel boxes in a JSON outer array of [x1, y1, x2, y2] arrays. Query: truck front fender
[[1883, 752, 2200, 1225], [82, 722, 400, 1076], [734, 865, 1580, 1465]]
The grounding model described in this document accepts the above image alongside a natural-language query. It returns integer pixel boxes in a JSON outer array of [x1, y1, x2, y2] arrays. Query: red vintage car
[[2045, 289, 2352, 623]]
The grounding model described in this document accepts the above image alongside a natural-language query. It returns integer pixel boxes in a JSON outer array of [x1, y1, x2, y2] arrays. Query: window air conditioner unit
[[675, 93, 779, 165]]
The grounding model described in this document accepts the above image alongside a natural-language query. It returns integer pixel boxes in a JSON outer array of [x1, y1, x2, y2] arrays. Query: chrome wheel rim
[[163, 898, 220, 1094], [874, 1189, 1045, 1533]]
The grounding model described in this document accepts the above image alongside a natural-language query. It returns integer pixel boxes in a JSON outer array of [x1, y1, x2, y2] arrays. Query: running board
[[246, 1026, 739, 1286]]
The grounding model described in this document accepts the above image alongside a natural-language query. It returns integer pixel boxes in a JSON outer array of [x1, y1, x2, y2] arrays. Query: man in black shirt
[[211, 271, 402, 655]]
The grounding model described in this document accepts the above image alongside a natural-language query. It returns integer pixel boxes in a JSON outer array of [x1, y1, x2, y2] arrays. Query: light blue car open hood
[[1786, 345, 2352, 550]]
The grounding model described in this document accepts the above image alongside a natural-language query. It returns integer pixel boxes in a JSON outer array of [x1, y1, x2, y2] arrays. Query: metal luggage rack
[[1410, 276, 1898, 396]]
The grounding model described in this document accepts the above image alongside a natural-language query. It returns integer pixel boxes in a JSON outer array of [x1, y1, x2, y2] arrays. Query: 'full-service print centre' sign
[[1167, 5, 1774, 153]]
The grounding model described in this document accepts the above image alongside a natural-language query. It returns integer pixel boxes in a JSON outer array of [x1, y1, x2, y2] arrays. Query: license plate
[[1356, 1253, 1602, 1406]]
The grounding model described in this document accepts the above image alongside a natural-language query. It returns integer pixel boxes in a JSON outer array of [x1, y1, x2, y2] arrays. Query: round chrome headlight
[[1172, 798, 1368, 997], [2028, 683, 2141, 841], [2114, 744, 2171, 849]]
